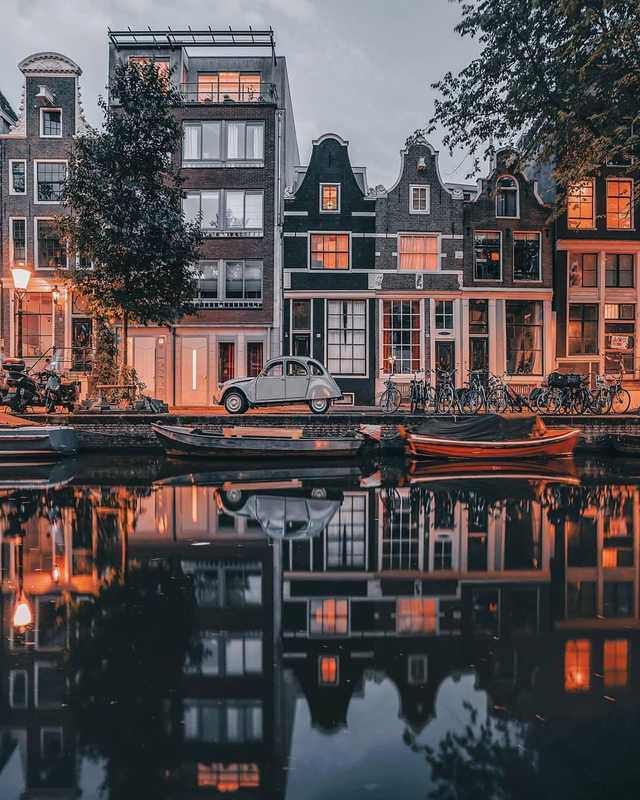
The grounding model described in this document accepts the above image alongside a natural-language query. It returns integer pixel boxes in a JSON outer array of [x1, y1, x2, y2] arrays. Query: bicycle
[[486, 373, 534, 413], [379, 373, 401, 413], [606, 373, 631, 414]]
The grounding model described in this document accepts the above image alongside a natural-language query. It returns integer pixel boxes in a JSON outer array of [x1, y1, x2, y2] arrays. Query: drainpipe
[[171, 325, 177, 408]]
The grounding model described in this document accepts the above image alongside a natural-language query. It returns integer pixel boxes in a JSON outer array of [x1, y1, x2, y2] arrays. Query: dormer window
[[496, 176, 519, 218], [320, 183, 340, 213], [40, 109, 61, 138], [410, 184, 430, 214]]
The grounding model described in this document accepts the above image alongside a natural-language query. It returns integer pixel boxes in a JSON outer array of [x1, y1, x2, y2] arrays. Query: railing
[[192, 298, 262, 310], [179, 82, 277, 104]]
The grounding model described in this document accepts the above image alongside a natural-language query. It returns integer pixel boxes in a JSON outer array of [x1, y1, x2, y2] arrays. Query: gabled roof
[[0, 89, 18, 125]]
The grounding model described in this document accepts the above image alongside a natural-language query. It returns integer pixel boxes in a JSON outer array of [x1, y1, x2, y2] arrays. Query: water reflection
[[0, 457, 639, 798]]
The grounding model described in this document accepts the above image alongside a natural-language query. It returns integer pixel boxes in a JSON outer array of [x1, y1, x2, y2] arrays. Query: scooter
[[3, 359, 40, 413]]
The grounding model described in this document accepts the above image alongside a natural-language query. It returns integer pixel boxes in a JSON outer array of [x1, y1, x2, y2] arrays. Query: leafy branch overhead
[[58, 60, 202, 326], [429, 0, 640, 200]]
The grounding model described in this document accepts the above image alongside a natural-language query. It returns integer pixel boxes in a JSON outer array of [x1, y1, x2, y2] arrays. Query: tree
[[58, 61, 202, 371], [428, 0, 640, 202]]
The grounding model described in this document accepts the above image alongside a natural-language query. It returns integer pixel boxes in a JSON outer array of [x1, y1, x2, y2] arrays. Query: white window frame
[[183, 189, 264, 234], [39, 107, 62, 138], [512, 230, 542, 282], [308, 231, 352, 270], [434, 299, 455, 330], [193, 259, 263, 307], [605, 177, 635, 231], [409, 183, 431, 215], [9, 159, 27, 195], [9, 669, 28, 708], [473, 230, 503, 282], [181, 119, 265, 165], [34, 661, 61, 708], [325, 298, 368, 378], [319, 182, 341, 214], [34, 159, 67, 205], [9, 217, 27, 267], [34, 217, 68, 270], [495, 175, 520, 219]]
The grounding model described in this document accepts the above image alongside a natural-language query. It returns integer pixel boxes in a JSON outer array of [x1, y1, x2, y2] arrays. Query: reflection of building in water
[[281, 480, 640, 731]]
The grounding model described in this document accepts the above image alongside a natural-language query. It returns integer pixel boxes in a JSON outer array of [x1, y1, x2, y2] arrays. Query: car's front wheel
[[309, 397, 331, 414], [224, 390, 248, 415]]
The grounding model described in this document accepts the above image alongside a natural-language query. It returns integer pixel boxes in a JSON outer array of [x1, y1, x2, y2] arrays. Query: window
[[567, 180, 595, 229], [36, 220, 66, 268], [604, 639, 628, 688], [434, 536, 453, 570], [226, 635, 262, 676], [183, 121, 221, 161], [218, 342, 235, 384], [568, 304, 599, 356], [604, 581, 633, 617], [564, 639, 590, 692], [396, 598, 437, 634], [10, 218, 26, 265], [225, 261, 262, 300], [246, 342, 263, 377], [197, 763, 260, 791], [310, 233, 349, 269], [9, 160, 26, 194], [513, 232, 541, 281], [310, 598, 348, 635], [435, 300, 454, 330], [605, 303, 635, 374], [407, 655, 428, 685], [567, 581, 596, 618], [227, 121, 264, 160], [469, 299, 489, 373], [319, 655, 339, 685], [325, 495, 367, 569], [184, 700, 262, 743], [327, 300, 366, 375], [382, 492, 420, 570], [9, 670, 28, 708], [263, 361, 283, 377], [568, 252, 598, 288], [196, 72, 261, 102], [128, 56, 170, 82], [291, 300, 311, 357], [287, 360, 308, 377], [607, 179, 633, 229], [496, 176, 519, 217], [506, 300, 543, 375], [40, 109, 62, 137], [382, 300, 420, 373], [320, 183, 340, 212], [71, 293, 93, 371], [474, 231, 501, 280], [41, 728, 63, 759], [410, 184, 430, 214], [605, 253, 634, 288], [35, 161, 66, 202], [183, 190, 263, 233], [195, 262, 218, 303], [21, 293, 53, 357], [398, 234, 438, 270]]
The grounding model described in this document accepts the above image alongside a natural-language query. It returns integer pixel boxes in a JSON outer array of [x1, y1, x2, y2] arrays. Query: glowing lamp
[[52, 565, 61, 583], [52, 285, 61, 304], [11, 266, 32, 292], [12, 594, 33, 628]]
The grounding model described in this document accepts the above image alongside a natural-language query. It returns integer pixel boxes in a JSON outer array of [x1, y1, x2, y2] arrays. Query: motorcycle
[[2, 358, 79, 413], [3, 359, 40, 413], [41, 369, 79, 413]]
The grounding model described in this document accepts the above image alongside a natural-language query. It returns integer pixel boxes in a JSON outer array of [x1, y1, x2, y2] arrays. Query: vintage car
[[214, 356, 343, 414]]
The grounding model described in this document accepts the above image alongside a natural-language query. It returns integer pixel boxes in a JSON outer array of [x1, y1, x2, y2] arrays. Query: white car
[[214, 356, 343, 414]]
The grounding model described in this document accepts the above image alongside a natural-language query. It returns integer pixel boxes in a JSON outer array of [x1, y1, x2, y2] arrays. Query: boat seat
[[222, 426, 304, 440]]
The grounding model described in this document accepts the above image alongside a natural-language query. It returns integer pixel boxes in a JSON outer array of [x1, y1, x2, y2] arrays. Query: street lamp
[[11, 265, 32, 358], [12, 591, 33, 629]]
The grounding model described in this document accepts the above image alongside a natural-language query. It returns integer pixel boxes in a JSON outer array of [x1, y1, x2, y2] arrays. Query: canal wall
[[17, 411, 640, 453]]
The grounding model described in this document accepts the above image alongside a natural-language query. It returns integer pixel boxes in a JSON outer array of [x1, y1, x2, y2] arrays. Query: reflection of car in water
[[218, 487, 342, 539]]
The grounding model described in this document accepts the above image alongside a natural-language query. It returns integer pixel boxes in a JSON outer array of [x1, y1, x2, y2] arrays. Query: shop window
[[567, 180, 595, 229], [327, 300, 367, 375], [568, 304, 598, 355], [21, 292, 53, 357], [197, 763, 260, 790], [564, 639, 591, 692], [310, 598, 348, 635], [513, 232, 541, 280], [382, 300, 420, 374], [604, 639, 628, 688], [474, 231, 501, 280], [397, 598, 437, 634], [568, 252, 598, 288], [505, 300, 543, 375]]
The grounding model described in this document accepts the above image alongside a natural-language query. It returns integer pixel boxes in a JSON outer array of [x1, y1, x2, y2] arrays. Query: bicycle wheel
[[487, 388, 507, 413], [611, 388, 631, 414], [423, 384, 437, 414], [588, 388, 609, 415], [437, 385, 454, 414], [572, 387, 591, 415], [380, 387, 401, 413], [546, 388, 563, 414], [464, 387, 483, 414]]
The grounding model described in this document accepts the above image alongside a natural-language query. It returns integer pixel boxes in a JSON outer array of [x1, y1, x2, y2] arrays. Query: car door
[[255, 360, 285, 402], [285, 359, 310, 401]]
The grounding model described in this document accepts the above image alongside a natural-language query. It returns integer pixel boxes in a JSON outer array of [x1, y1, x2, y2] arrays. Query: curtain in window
[[227, 122, 243, 159], [183, 125, 200, 160], [244, 193, 263, 229], [246, 124, 264, 160], [200, 191, 220, 229], [399, 235, 438, 270], [201, 122, 220, 160], [225, 192, 244, 228]]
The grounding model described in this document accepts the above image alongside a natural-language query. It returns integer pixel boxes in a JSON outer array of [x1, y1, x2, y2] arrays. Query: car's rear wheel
[[309, 397, 331, 414], [224, 390, 248, 415]]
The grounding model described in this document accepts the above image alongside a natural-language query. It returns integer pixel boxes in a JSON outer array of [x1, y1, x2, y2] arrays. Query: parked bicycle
[[379, 373, 401, 413], [486, 373, 534, 413]]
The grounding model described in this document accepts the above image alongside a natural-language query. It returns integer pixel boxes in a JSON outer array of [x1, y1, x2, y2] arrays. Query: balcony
[[180, 82, 277, 105]]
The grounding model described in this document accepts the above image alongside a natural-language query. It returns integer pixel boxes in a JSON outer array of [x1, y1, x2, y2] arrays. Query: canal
[[1, 454, 639, 799]]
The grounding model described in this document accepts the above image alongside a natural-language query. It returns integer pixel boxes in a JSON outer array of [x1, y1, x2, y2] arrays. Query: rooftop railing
[[180, 81, 277, 105]]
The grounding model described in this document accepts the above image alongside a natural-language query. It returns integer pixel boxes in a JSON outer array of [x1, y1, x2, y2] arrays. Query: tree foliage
[[429, 0, 640, 200], [58, 61, 202, 328]]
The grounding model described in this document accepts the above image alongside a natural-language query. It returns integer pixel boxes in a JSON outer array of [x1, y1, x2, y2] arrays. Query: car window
[[287, 360, 308, 377], [309, 361, 325, 376], [263, 361, 283, 377]]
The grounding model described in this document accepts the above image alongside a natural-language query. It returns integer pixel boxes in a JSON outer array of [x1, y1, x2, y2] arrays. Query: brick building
[[108, 29, 298, 406]]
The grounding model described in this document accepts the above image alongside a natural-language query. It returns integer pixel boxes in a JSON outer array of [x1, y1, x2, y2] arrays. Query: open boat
[[152, 423, 378, 459], [400, 414, 580, 460], [0, 425, 79, 458]]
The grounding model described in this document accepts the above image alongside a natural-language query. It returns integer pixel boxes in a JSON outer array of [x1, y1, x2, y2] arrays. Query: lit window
[[513, 232, 541, 281], [320, 184, 340, 212], [604, 639, 628, 688], [474, 231, 501, 280], [564, 639, 591, 692], [319, 655, 339, 685], [197, 763, 260, 790], [568, 252, 598, 288], [567, 181, 595, 229], [606, 179, 633, 229], [310, 234, 349, 269], [196, 72, 261, 102], [397, 598, 437, 634], [410, 184, 430, 214], [310, 598, 348, 635], [36, 161, 66, 202], [496, 176, 519, 217], [568, 304, 598, 356], [40, 109, 61, 138], [398, 234, 438, 270]]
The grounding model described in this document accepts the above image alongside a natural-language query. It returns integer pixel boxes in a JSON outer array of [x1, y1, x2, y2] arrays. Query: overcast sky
[[0, 0, 478, 187]]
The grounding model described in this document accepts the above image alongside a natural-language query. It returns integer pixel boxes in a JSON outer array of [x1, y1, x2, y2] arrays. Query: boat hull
[[404, 426, 581, 460], [0, 426, 79, 458], [152, 423, 365, 459], [611, 435, 640, 457]]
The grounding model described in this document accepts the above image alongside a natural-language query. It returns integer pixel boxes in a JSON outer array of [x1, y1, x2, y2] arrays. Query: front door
[[180, 337, 208, 406], [132, 337, 156, 397], [435, 341, 455, 385], [255, 360, 285, 402], [285, 359, 310, 400]]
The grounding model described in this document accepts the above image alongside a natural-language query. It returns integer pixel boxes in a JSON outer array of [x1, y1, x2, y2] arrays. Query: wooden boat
[[0, 425, 79, 458], [405, 459, 580, 485], [611, 433, 640, 457], [152, 423, 375, 459], [400, 414, 580, 460]]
